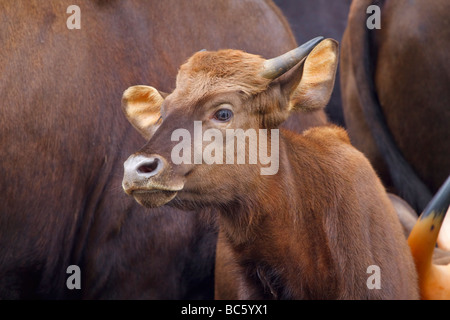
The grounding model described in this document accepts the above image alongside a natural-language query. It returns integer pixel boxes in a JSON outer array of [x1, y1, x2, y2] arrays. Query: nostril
[[124, 155, 164, 180], [137, 158, 161, 175]]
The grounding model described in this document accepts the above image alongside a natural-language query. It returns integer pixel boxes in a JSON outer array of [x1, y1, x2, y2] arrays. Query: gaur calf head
[[121, 37, 338, 209]]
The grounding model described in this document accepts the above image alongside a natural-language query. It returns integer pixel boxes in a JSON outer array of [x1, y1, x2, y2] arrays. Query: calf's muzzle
[[122, 154, 164, 194], [122, 154, 183, 208]]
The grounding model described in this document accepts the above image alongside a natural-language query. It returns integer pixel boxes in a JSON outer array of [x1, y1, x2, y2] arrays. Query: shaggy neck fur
[[217, 129, 341, 299]]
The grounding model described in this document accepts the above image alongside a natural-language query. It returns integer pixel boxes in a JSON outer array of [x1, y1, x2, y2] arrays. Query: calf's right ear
[[122, 85, 165, 140], [279, 39, 339, 112]]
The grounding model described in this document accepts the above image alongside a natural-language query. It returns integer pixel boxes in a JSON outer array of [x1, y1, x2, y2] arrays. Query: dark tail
[[345, 0, 432, 211]]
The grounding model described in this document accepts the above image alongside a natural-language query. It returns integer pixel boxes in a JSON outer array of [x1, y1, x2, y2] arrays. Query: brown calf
[[121, 38, 418, 299], [1, 0, 317, 299]]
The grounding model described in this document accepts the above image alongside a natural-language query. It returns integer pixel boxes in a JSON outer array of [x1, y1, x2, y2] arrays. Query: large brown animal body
[[340, 0, 450, 212], [121, 38, 419, 299], [0, 0, 323, 299]]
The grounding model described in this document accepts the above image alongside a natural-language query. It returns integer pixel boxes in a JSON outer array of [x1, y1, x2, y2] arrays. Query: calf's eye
[[213, 109, 233, 122]]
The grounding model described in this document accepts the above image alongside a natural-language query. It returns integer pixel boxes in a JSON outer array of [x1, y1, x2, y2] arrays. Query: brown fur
[[340, 0, 450, 212], [177, 50, 270, 97], [215, 126, 418, 299], [122, 45, 419, 299], [0, 0, 323, 299]]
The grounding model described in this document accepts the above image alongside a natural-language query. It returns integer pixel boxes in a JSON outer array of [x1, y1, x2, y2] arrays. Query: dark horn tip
[[260, 36, 326, 79]]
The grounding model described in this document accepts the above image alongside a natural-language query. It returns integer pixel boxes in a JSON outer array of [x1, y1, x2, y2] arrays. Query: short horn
[[260, 36, 325, 79]]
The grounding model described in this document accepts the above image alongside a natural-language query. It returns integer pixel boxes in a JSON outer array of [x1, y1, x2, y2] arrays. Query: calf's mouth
[[131, 189, 179, 208]]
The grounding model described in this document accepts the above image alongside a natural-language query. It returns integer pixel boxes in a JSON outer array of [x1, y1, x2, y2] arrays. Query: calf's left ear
[[122, 85, 165, 140], [280, 39, 339, 112]]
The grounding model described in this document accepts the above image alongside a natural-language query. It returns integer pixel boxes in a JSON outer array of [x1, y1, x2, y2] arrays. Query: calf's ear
[[122, 85, 165, 140], [279, 39, 339, 112]]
